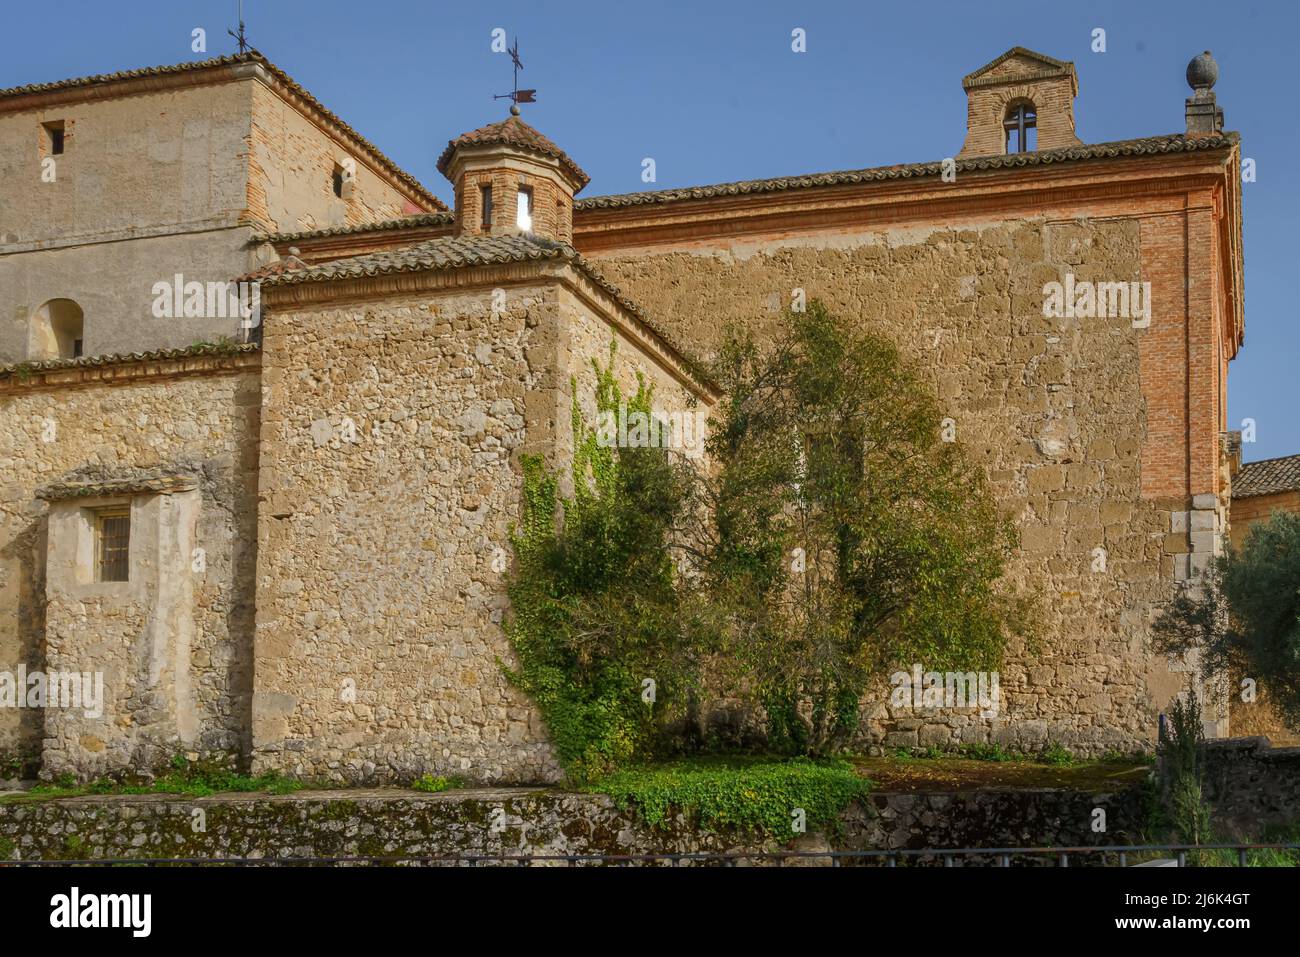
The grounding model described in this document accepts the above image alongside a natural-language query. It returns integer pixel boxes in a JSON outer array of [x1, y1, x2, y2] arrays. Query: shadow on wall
[[0, 515, 49, 775]]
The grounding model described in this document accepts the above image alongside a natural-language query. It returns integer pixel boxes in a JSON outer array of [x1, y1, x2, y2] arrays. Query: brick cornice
[[574, 152, 1240, 252]]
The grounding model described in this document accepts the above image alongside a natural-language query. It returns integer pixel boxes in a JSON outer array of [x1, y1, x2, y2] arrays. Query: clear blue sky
[[3, 1, 1294, 462]]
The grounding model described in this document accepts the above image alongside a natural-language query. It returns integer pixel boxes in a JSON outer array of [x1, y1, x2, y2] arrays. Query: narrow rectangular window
[[516, 186, 533, 231], [43, 120, 65, 155], [480, 185, 493, 228], [96, 508, 130, 583], [332, 164, 345, 198]]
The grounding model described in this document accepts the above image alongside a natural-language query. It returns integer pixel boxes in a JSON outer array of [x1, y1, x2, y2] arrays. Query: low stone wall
[[1197, 736, 1300, 837], [0, 783, 1147, 864]]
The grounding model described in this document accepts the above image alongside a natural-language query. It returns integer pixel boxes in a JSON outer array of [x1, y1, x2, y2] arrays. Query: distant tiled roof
[[576, 132, 1240, 210], [0, 50, 446, 212], [258, 212, 454, 245], [437, 114, 590, 189], [1234, 454, 1300, 499], [0, 341, 258, 379], [259, 234, 702, 378], [236, 255, 309, 282]]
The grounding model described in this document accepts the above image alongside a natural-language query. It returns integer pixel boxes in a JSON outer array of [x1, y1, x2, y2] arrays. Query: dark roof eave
[[0, 342, 259, 380], [575, 132, 1241, 212], [256, 212, 456, 246]]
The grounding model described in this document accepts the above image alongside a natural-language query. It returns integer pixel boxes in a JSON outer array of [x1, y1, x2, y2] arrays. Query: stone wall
[[251, 283, 562, 786], [0, 782, 1147, 863], [0, 357, 260, 777], [251, 264, 711, 786], [589, 219, 1200, 755], [1195, 737, 1300, 837]]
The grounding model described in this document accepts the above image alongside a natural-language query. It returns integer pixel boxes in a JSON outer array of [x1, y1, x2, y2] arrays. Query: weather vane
[[493, 38, 537, 111], [228, 0, 251, 54]]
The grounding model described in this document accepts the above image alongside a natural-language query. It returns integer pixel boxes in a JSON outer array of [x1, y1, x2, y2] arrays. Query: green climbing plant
[[503, 343, 704, 784]]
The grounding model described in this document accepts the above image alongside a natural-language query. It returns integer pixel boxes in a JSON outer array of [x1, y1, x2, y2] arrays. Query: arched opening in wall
[[28, 299, 84, 360], [1003, 100, 1037, 154]]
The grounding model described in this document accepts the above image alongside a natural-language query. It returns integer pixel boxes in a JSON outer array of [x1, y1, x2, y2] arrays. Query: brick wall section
[[244, 82, 420, 235], [960, 77, 1081, 156], [454, 165, 572, 243]]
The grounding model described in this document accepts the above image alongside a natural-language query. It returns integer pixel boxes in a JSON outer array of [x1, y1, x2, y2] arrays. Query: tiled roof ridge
[[0, 50, 446, 212], [0, 341, 258, 379], [37, 472, 201, 502], [256, 212, 455, 245], [576, 131, 1241, 210]]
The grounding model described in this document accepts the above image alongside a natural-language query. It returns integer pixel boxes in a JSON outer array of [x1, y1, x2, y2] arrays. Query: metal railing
[[5, 842, 1298, 867]]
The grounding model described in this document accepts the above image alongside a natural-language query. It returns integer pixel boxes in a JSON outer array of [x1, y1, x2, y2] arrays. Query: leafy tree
[[1153, 511, 1300, 732], [690, 301, 1029, 755]]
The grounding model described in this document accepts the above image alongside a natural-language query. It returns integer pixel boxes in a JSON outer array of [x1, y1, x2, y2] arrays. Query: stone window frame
[[37, 474, 199, 597], [54, 495, 137, 593]]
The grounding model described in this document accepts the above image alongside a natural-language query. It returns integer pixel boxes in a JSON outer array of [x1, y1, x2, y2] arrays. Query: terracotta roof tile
[[37, 473, 201, 502], [1234, 454, 1300, 499], [257, 212, 454, 245], [575, 132, 1240, 210], [236, 255, 309, 282], [0, 341, 258, 380], [437, 115, 589, 189]]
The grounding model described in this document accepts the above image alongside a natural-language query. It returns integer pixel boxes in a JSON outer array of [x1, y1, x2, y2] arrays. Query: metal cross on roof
[[494, 38, 537, 109], [1004, 103, 1037, 153], [228, 0, 251, 54]]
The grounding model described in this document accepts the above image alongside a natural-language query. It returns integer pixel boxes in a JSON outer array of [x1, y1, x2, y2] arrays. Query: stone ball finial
[[1187, 50, 1218, 91]]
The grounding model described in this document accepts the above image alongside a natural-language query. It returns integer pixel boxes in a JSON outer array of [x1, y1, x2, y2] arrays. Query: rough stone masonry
[[0, 46, 1244, 782]]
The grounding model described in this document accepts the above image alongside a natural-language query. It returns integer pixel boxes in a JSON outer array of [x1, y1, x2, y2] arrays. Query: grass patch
[[0, 755, 304, 803], [410, 774, 463, 794], [589, 756, 872, 837]]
